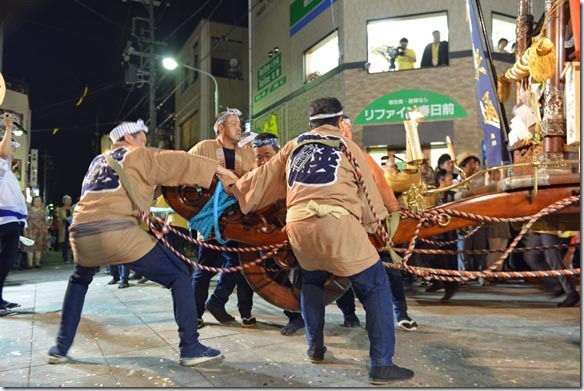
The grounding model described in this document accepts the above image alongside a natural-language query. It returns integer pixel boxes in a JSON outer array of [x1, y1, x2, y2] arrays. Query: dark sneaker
[[205, 302, 236, 323], [241, 317, 257, 328], [307, 346, 327, 363], [197, 319, 205, 329], [0, 307, 15, 317], [425, 282, 444, 293], [280, 317, 305, 336], [118, 281, 130, 289], [2, 300, 21, 309], [558, 292, 580, 307], [137, 277, 149, 284], [47, 347, 69, 364], [180, 346, 222, 366], [369, 364, 414, 385], [396, 318, 418, 331], [342, 313, 361, 328], [107, 278, 120, 285]]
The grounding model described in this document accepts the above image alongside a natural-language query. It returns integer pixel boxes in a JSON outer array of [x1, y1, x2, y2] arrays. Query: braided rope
[[142, 211, 287, 273], [142, 211, 289, 253], [392, 243, 573, 255], [419, 225, 482, 246], [487, 195, 580, 271]]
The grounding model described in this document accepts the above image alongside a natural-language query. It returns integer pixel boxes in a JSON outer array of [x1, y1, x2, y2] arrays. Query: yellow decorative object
[[497, 73, 511, 102], [528, 36, 556, 83]]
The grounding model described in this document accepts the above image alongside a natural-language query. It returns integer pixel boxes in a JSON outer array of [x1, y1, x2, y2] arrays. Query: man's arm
[[364, 153, 400, 212], [0, 114, 13, 160]]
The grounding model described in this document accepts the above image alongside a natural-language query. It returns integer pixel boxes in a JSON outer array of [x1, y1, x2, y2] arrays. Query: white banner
[[29, 148, 38, 187]]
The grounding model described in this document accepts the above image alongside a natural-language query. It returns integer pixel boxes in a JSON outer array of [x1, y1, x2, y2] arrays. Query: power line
[[161, 0, 213, 41], [34, 81, 123, 116], [72, 0, 129, 31]]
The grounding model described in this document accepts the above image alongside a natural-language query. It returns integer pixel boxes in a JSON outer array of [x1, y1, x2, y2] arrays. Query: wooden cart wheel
[[239, 248, 351, 312]]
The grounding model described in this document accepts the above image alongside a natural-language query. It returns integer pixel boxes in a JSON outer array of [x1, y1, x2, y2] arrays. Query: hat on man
[[109, 119, 148, 142], [456, 151, 480, 167]]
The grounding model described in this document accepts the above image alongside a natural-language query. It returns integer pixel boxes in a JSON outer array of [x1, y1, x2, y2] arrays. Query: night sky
[[1, 0, 247, 205]]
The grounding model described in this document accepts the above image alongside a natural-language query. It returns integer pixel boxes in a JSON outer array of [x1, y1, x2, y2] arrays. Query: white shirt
[[0, 156, 28, 227]]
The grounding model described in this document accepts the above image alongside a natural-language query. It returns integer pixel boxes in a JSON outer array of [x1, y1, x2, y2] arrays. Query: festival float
[[160, 0, 580, 311]]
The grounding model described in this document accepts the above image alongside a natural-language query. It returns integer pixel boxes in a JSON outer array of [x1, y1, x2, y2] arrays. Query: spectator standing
[[395, 37, 416, 70], [0, 113, 27, 316], [25, 196, 48, 268], [421, 30, 449, 67], [57, 195, 74, 264]]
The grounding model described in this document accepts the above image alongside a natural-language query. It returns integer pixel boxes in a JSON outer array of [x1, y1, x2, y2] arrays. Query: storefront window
[[492, 12, 516, 54], [367, 12, 449, 73], [304, 30, 339, 83]]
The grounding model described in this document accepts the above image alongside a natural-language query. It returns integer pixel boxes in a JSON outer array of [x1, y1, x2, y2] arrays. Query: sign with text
[[355, 89, 467, 125], [29, 148, 38, 187], [258, 53, 282, 90], [254, 76, 286, 103]]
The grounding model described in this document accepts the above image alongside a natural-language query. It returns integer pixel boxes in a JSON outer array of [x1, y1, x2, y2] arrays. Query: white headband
[[109, 119, 148, 142], [213, 108, 243, 133], [308, 111, 344, 121]]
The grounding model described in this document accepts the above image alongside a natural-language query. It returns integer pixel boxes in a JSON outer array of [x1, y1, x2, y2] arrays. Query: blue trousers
[[108, 264, 130, 282], [192, 240, 253, 319], [301, 260, 395, 367], [51, 241, 202, 357], [336, 253, 410, 322]]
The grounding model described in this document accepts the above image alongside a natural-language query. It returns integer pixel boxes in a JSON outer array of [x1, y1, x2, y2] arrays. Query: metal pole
[[183, 64, 219, 117], [42, 150, 47, 203], [248, 0, 253, 127], [148, 0, 157, 146]]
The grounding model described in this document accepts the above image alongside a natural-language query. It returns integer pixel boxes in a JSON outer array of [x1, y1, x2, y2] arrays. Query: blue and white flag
[[466, 0, 510, 166]]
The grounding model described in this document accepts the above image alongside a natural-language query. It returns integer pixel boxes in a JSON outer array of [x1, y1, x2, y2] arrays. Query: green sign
[[354, 89, 468, 125], [254, 76, 286, 103], [290, 0, 321, 27], [258, 53, 282, 90]]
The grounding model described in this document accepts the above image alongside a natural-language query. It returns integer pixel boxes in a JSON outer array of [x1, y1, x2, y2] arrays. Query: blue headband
[[253, 137, 280, 149]]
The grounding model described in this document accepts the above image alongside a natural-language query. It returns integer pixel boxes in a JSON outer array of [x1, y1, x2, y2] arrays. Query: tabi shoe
[[47, 347, 69, 364], [280, 317, 305, 336], [368, 364, 414, 385], [342, 313, 361, 328], [241, 317, 257, 328], [180, 346, 222, 366], [396, 318, 418, 331], [557, 292, 580, 307], [2, 300, 21, 309], [118, 281, 130, 289], [307, 346, 327, 363], [107, 278, 120, 285], [205, 302, 236, 323]]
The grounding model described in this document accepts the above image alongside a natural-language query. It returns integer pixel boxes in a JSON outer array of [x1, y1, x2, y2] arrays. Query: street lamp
[[162, 57, 219, 117]]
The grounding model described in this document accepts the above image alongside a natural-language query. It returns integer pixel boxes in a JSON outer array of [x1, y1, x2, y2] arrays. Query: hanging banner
[[466, 0, 510, 166], [354, 89, 467, 125], [29, 149, 38, 187]]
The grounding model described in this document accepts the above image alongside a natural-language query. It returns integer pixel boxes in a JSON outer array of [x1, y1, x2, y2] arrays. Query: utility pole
[[121, 0, 164, 146]]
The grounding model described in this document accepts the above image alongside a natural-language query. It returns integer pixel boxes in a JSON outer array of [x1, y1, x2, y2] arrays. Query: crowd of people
[[0, 98, 579, 385]]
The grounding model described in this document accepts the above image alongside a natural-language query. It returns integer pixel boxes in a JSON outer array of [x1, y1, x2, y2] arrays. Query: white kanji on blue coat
[[81, 148, 128, 196], [288, 134, 342, 187]]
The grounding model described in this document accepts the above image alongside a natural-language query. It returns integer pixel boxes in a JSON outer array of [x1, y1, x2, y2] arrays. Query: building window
[[492, 12, 516, 54], [367, 12, 449, 73], [192, 41, 199, 84], [304, 30, 339, 83], [180, 65, 189, 93]]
